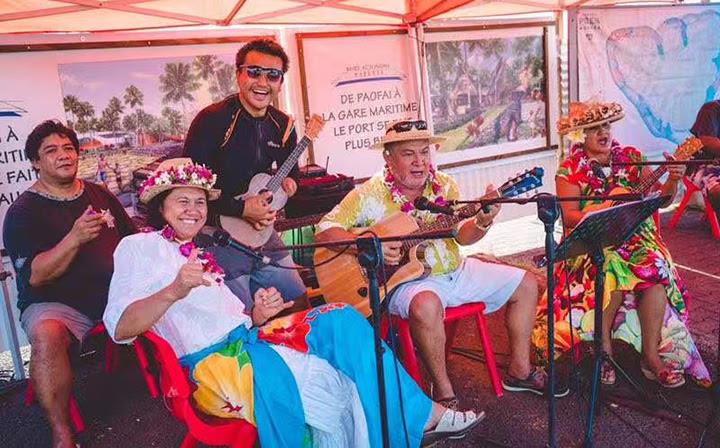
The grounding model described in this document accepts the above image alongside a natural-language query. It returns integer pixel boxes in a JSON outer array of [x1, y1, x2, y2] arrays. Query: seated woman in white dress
[[103, 158, 483, 447]]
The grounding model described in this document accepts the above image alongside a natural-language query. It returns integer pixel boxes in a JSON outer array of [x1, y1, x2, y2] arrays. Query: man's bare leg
[[29, 319, 76, 448], [505, 273, 538, 379], [408, 291, 454, 400]]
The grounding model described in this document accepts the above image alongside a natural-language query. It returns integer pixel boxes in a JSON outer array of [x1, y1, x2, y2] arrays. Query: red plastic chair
[[143, 331, 258, 448], [382, 302, 504, 398], [668, 176, 720, 240], [25, 323, 159, 433]]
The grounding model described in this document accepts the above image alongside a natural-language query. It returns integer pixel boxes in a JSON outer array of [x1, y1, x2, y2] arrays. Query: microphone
[[589, 159, 609, 180], [192, 232, 216, 249], [212, 229, 270, 264], [413, 196, 455, 215]]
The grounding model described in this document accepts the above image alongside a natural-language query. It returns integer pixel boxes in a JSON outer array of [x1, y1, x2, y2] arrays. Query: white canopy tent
[[0, 0, 678, 34]]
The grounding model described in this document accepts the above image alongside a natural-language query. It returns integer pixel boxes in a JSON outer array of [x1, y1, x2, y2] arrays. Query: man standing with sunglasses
[[184, 38, 308, 312], [317, 119, 567, 409]]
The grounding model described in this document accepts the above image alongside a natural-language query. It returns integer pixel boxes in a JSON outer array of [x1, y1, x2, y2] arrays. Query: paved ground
[[1, 209, 719, 447]]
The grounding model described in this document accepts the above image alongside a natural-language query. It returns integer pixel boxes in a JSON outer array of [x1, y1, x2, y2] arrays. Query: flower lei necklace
[[383, 165, 447, 218], [160, 225, 225, 285], [570, 140, 633, 195]]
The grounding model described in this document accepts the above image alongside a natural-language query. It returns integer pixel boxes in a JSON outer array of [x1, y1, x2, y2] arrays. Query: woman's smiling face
[[161, 187, 208, 242]]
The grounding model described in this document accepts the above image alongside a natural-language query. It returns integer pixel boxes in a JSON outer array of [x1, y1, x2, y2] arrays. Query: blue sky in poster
[[58, 53, 235, 118]]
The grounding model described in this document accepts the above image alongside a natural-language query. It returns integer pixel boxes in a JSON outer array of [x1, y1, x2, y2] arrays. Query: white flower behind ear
[[566, 128, 586, 145]]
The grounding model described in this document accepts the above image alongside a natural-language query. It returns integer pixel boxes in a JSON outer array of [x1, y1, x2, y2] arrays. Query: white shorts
[[387, 257, 526, 319]]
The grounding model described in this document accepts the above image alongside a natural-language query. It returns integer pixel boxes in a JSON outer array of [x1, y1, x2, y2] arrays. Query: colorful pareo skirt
[[531, 220, 711, 386], [180, 303, 433, 447]]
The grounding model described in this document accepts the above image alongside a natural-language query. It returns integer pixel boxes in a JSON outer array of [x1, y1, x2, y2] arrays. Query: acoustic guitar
[[314, 167, 544, 317], [219, 115, 325, 247], [583, 136, 704, 213]]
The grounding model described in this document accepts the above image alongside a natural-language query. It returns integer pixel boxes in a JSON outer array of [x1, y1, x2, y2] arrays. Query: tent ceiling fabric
[[0, 0, 678, 34]]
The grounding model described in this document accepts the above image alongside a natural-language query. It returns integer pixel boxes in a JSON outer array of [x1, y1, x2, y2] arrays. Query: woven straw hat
[[372, 119, 446, 150], [138, 157, 220, 204], [557, 102, 624, 135]]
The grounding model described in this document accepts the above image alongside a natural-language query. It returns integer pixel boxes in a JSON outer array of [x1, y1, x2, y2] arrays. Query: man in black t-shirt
[[690, 99, 720, 213], [3, 120, 135, 448], [184, 39, 307, 312]]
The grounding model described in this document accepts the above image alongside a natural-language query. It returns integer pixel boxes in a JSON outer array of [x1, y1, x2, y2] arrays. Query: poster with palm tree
[[426, 28, 547, 161], [57, 51, 237, 207]]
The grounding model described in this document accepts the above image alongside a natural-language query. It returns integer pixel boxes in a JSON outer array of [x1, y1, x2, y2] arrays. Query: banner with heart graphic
[[577, 5, 720, 160]]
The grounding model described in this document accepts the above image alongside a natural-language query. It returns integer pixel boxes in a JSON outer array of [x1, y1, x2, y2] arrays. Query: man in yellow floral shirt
[[316, 120, 563, 407]]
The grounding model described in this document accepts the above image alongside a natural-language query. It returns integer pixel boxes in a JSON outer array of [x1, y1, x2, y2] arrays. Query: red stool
[[668, 176, 720, 239], [382, 302, 504, 398], [144, 331, 257, 448], [24, 323, 159, 433]]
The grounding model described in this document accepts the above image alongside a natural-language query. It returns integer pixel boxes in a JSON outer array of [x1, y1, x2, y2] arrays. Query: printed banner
[[0, 56, 66, 244], [299, 32, 420, 178], [577, 5, 720, 159]]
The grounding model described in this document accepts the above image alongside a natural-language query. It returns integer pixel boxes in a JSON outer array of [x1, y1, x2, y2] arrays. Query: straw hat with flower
[[372, 119, 446, 150], [557, 101, 624, 142], [138, 157, 220, 204]]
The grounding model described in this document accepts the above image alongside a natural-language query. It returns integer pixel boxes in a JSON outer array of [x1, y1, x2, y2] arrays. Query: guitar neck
[[633, 165, 667, 195], [631, 138, 702, 195], [391, 167, 541, 253], [399, 202, 479, 253], [266, 135, 311, 192]]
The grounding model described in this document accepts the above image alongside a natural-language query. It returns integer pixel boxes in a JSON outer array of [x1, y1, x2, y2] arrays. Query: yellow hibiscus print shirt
[[317, 170, 463, 275]]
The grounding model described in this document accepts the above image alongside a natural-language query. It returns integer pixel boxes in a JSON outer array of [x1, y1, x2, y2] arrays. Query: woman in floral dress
[[532, 102, 710, 388]]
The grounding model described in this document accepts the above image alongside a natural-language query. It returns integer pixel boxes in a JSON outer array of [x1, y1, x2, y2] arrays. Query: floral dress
[[531, 142, 711, 386]]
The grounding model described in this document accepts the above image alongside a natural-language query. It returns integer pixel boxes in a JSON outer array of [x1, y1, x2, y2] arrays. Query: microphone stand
[[260, 228, 458, 448], [436, 193, 645, 448]]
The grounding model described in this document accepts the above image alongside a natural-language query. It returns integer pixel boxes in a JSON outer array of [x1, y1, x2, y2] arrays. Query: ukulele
[[583, 137, 704, 213], [219, 115, 325, 247]]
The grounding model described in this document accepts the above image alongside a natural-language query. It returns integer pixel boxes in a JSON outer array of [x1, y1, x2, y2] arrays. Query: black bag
[[284, 174, 354, 218]]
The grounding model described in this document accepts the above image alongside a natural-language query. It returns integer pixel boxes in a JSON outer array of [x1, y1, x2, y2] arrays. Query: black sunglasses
[[386, 120, 428, 134], [237, 65, 284, 82]]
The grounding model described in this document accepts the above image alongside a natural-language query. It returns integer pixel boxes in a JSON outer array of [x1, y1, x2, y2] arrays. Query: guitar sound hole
[[259, 188, 273, 204], [357, 287, 368, 298]]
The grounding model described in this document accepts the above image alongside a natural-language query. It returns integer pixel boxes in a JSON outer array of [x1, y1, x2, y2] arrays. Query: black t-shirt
[[183, 95, 299, 218], [3, 181, 136, 319]]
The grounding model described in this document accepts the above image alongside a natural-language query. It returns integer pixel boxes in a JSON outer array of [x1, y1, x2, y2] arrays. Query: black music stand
[[552, 195, 668, 448]]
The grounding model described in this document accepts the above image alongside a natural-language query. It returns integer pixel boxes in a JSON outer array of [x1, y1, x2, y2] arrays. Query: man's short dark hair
[[236, 39, 289, 73], [25, 120, 79, 161]]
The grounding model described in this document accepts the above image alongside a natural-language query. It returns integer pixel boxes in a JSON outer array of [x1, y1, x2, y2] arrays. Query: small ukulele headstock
[[674, 136, 704, 161], [305, 114, 325, 140], [499, 167, 545, 198]]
